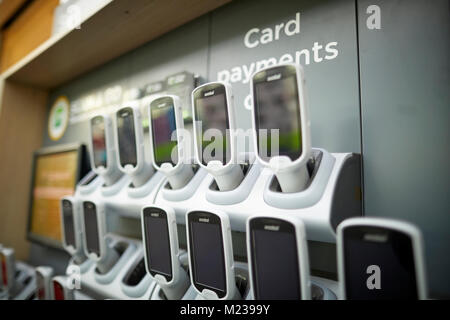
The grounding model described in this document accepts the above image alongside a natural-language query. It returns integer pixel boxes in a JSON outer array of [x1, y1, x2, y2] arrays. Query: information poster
[[29, 151, 78, 244]]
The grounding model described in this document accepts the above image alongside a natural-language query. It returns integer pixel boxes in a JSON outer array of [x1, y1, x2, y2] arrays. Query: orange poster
[[30, 151, 78, 244]]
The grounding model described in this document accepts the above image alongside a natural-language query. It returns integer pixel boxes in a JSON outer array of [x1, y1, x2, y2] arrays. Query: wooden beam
[[0, 0, 28, 29], [0, 0, 59, 72], [3, 0, 231, 89], [0, 80, 48, 260]]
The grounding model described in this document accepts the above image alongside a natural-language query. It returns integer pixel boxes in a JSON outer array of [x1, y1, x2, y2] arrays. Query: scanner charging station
[[61, 63, 361, 300], [152, 148, 358, 299], [62, 101, 166, 300], [71, 196, 156, 300], [152, 64, 362, 299]]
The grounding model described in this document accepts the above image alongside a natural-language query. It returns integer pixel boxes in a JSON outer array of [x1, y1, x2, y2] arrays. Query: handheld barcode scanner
[[81, 201, 119, 274], [337, 218, 428, 300], [192, 82, 244, 191], [141, 206, 190, 300], [35, 266, 54, 300], [115, 105, 154, 188], [52, 276, 74, 300], [186, 210, 240, 300], [250, 64, 312, 193], [148, 95, 194, 189], [89, 114, 122, 186], [1, 247, 15, 293], [247, 215, 311, 300], [60, 196, 87, 265]]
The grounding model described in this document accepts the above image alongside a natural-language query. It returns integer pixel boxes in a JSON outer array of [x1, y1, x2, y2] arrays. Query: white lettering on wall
[[217, 41, 340, 85], [219, 10, 341, 112], [244, 12, 301, 49], [366, 5, 381, 30]]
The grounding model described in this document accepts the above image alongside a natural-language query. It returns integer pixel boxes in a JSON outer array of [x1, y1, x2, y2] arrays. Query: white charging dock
[[6, 262, 36, 300], [187, 261, 252, 301], [263, 149, 335, 209], [69, 145, 360, 299], [100, 174, 130, 198], [126, 171, 164, 199], [154, 149, 361, 299], [74, 168, 164, 220], [160, 165, 207, 202], [68, 256, 94, 274], [120, 251, 153, 298], [69, 235, 156, 300], [310, 277, 338, 300], [77, 172, 104, 196], [205, 164, 260, 205], [93, 237, 136, 285], [68, 155, 164, 299], [154, 149, 362, 243], [149, 251, 192, 300]]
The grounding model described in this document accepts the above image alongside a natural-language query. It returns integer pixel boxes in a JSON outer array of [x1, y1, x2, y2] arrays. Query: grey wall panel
[[358, 0, 450, 297], [43, 54, 131, 148], [208, 0, 361, 153], [127, 16, 209, 90], [42, 16, 210, 149]]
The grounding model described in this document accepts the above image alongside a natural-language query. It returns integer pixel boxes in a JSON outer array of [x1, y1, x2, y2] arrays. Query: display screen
[[253, 65, 302, 162], [117, 108, 137, 168], [36, 272, 46, 300], [250, 218, 301, 299], [193, 84, 231, 166], [28, 148, 81, 247], [83, 202, 100, 257], [61, 200, 76, 248], [189, 212, 226, 297], [150, 97, 179, 167], [143, 208, 173, 281], [343, 226, 418, 300], [90, 116, 107, 168], [53, 280, 64, 300]]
